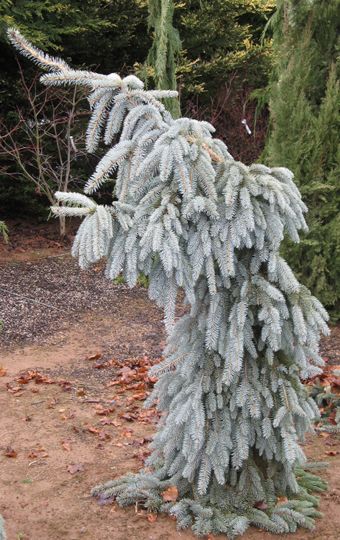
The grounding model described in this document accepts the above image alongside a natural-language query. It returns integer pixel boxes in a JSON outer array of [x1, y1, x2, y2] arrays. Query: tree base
[[0, 515, 6, 540], [92, 467, 327, 538]]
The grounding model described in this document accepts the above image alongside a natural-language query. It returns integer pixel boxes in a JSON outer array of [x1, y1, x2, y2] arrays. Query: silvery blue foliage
[[0, 515, 5, 540], [9, 28, 329, 538]]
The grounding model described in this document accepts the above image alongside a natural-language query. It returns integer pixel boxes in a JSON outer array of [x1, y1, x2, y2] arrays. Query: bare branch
[[0, 59, 89, 237]]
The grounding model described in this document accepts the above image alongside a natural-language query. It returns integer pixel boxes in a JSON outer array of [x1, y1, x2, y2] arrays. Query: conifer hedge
[[265, 0, 340, 318]]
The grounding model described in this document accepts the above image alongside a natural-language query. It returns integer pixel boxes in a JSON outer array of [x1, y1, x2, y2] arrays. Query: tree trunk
[[59, 215, 66, 238]]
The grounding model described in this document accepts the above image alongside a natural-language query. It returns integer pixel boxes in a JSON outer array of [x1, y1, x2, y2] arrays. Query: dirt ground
[[0, 229, 339, 540]]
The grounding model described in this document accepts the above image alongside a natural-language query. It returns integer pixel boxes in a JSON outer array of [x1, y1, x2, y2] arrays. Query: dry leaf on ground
[[4, 446, 17, 458], [67, 463, 84, 475], [86, 353, 102, 361], [161, 486, 178, 502], [61, 440, 72, 452]]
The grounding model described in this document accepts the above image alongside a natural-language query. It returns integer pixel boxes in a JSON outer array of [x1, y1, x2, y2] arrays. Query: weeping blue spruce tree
[[8, 28, 329, 538]]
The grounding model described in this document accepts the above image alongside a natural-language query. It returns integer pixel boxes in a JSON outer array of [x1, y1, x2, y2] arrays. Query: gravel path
[[1, 255, 339, 363], [0, 255, 161, 348]]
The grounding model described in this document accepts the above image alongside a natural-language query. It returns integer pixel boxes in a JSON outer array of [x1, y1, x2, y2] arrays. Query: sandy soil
[[0, 308, 339, 540], [0, 231, 339, 540]]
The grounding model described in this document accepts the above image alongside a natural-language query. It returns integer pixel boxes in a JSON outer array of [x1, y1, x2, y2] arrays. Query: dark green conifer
[[145, 0, 181, 117], [265, 0, 340, 318]]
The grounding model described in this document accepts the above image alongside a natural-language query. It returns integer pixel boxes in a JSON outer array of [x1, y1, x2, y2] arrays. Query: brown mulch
[[320, 324, 340, 365], [0, 218, 76, 253], [0, 252, 338, 366], [0, 255, 167, 353]]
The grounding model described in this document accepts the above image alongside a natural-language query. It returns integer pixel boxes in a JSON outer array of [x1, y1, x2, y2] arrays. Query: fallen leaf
[[98, 417, 111, 425], [120, 366, 135, 377], [129, 437, 149, 448], [16, 370, 55, 385], [4, 446, 17, 458], [132, 392, 147, 401], [94, 405, 115, 416], [87, 426, 100, 435], [98, 431, 112, 441], [6, 384, 23, 395], [0, 366, 7, 377], [61, 441, 72, 452], [132, 448, 151, 462], [67, 463, 84, 475], [121, 429, 133, 438], [86, 353, 102, 361], [161, 486, 178, 502], [119, 413, 137, 422], [96, 443, 105, 449], [325, 440, 338, 447], [59, 380, 72, 391], [93, 362, 108, 369], [16, 373, 30, 384]]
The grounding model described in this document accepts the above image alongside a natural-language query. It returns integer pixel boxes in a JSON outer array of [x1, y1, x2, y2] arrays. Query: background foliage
[[0, 0, 338, 318], [264, 0, 340, 318], [0, 0, 274, 216]]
